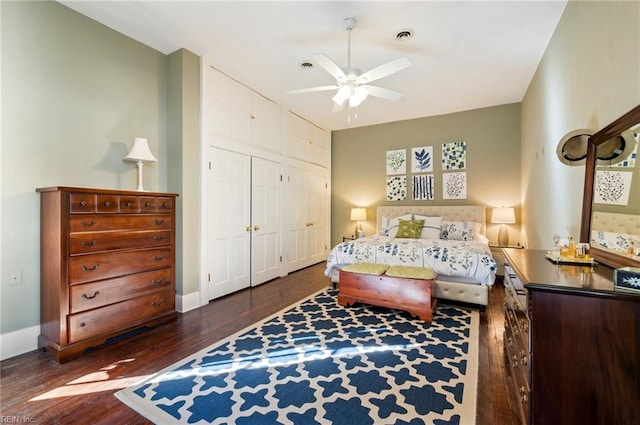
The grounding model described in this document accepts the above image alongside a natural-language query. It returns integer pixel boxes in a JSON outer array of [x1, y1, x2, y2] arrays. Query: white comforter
[[325, 235, 497, 285]]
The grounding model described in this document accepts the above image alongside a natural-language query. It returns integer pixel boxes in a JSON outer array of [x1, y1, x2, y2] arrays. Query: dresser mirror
[[580, 104, 640, 269]]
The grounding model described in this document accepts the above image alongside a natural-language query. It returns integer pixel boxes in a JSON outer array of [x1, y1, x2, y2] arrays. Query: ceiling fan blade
[[287, 85, 339, 94], [361, 85, 403, 101], [357, 57, 411, 84], [312, 54, 347, 80]]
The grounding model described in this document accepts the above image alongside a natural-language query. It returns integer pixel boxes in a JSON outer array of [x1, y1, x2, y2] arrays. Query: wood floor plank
[[0, 263, 520, 424]]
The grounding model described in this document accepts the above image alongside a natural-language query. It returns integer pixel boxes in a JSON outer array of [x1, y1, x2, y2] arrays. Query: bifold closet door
[[250, 157, 282, 286], [207, 147, 251, 299]]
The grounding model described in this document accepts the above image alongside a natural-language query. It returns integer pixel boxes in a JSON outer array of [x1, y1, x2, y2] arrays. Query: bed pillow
[[591, 230, 636, 251], [440, 221, 480, 241], [413, 215, 443, 239], [381, 214, 413, 237], [395, 219, 425, 238]]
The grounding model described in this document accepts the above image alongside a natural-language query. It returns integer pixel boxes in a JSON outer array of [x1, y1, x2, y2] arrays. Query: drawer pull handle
[[162, 202, 169, 208], [126, 201, 133, 207], [80, 240, 96, 247], [145, 201, 152, 207], [152, 278, 166, 285], [155, 219, 165, 225], [104, 201, 111, 207], [80, 322, 86, 327], [81, 220, 96, 227], [81, 291, 100, 300], [81, 264, 100, 271], [79, 200, 87, 207], [152, 299, 165, 307], [153, 235, 164, 241], [153, 256, 166, 262]]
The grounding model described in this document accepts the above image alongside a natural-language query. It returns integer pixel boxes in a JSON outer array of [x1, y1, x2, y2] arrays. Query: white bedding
[[325, 235, 497, 285]]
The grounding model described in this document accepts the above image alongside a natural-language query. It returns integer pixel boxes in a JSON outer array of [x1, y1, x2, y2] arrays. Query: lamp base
[[135, 161, 148, 192], [498, 225, 509, 246]]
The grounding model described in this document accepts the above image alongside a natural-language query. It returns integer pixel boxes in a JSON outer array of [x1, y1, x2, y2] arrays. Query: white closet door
[[251, 157, 282, 286], [284, 165, 309, 272], [207, 147, 251, 299], [307, 169, 328, 265]]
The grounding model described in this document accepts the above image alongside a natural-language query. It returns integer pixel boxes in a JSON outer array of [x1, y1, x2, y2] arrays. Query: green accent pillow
[[385, 265, 436, 280], [395, 219, 424, 238], [341, 263, 389, 275]]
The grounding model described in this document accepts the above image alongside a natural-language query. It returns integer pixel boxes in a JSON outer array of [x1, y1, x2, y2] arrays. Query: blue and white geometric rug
[[116, 288, 479, 425]]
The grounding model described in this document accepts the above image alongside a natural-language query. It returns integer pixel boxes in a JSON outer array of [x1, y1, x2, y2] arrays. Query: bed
[[326, 205, 498, 308], [590, 211, 640, 257]]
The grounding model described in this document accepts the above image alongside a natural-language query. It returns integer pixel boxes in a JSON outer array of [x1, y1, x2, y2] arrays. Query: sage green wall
[[331, 103, 521, 247], [521, 0, 640, 249], [168, 49, 201, 296], [1, 1, 169, 340]]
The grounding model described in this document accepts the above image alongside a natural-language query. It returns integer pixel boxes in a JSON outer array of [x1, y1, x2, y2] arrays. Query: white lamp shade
[[124, 137, 158, 163], [491, 207, 516, 224], [350, 207, 367, 221]]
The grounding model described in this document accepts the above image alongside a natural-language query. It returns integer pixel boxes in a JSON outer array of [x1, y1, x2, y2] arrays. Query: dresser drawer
[[119, 196, 139, 212], [69, 268, 171, 313], [68, 288, 174, 344], [70, 230, 172, 254], [69, 247, 172, 284], [70, 214, 172, 232], [70, 193, 96, 213]]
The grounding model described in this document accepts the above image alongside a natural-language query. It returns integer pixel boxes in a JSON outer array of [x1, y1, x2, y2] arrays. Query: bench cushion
[[385, 265, 436, 280], [341, 263, 389, 275]]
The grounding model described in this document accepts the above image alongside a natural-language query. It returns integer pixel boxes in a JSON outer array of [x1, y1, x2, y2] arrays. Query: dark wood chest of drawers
[[37, 187, 179, 362], [503, 248, 640, 425]]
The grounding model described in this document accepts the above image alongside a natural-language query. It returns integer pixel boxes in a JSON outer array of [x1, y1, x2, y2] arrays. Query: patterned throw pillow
[[395, 219, 425, 238], [440, 221, 479, 241]]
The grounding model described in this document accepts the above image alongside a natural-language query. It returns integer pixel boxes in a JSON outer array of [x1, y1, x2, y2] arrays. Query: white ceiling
[[58, 1, 567, 131]]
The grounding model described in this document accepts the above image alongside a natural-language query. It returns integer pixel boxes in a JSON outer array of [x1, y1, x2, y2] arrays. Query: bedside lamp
[[350, 207, 367, 238], [123, 137, 157, 191], [492, 207, 516, 246]]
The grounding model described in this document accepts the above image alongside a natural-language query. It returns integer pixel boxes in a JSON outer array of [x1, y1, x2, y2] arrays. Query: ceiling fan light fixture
[[349, 86, 368, 107], [332, 85, 351, 105]]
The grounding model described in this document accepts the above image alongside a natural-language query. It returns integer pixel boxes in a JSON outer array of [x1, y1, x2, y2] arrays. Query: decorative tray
[[545, 252, 596, 265]]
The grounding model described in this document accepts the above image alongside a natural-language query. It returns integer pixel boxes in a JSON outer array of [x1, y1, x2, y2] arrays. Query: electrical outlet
[[9, 270, 22, 285]]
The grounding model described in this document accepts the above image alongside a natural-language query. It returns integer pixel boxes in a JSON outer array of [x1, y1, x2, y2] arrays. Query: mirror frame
[[580, 104, 640, 269]]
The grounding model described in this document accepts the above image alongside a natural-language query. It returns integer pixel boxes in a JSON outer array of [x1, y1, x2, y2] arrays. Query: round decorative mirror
[[556, 128, 594, 165], [596, 129, 637, 165]]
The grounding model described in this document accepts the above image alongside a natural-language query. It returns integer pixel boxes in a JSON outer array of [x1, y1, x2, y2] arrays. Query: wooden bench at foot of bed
[[338, 264, 437, 322]]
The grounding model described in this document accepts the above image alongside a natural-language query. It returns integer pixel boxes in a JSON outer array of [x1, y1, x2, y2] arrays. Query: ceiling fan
[[288, 17, 411, 112]]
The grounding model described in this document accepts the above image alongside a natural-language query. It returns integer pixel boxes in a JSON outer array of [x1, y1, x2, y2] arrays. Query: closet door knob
[[246, 226, 252, 232], [254, 225, 260, 231]]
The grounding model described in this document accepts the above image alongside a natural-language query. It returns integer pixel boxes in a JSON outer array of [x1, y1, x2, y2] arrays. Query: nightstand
[[489, 244, 523, 277], [343, 236, 356, 242]]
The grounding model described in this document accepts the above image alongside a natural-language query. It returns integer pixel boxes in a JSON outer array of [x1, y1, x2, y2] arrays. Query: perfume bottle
[[568, 236, 575, 257]]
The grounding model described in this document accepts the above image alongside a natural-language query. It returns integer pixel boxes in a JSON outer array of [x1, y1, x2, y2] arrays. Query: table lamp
[[123, 137, 157, 191], [350, 207, 367, 238], [492, 207, 516, 246]]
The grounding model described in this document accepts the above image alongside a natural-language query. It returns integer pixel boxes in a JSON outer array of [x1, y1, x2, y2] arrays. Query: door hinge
[[208, 273, 211, 282], [280, 174, 283, 182], [280, 255, 283, 262], [209, 161, 212, 170]]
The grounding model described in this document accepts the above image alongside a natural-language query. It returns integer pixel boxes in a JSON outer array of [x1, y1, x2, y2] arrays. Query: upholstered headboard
[[376, 205, 487, 235], [591, 211, 640, 235]]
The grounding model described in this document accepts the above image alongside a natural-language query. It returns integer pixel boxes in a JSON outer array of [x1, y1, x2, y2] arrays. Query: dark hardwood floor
[[1, 263, 521, 424]]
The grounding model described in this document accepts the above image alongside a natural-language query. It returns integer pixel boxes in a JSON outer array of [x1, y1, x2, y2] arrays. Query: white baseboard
[[1, 325, 39, 361], [1, 296, 203, 361], [176, 290, 201, 313]]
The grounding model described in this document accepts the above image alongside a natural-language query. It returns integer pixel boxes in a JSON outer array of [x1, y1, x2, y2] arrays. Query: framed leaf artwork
[[411, 146, 433, 173], [386, 149, 406, 175]]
